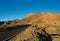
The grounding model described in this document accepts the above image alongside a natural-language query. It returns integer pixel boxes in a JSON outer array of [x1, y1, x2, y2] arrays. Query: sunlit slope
[[0, 12, 60, 41]]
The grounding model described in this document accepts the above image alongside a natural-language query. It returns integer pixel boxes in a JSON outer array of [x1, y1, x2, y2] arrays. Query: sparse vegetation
[[0, 12, 60, 41]]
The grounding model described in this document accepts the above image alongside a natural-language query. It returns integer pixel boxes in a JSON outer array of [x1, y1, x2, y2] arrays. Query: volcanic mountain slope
[[19, 12, 60, 41], [0, 12, 60, 41]]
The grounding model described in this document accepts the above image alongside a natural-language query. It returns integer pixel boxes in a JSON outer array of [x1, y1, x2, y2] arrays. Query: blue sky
[[0, 0, 60, 21]]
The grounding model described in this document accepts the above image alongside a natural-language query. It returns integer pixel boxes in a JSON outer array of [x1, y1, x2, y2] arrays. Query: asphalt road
[[0, 25, 30, 41]]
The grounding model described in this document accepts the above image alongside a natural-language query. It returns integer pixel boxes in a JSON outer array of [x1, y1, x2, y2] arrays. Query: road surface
[[0, 25, 31, 41]]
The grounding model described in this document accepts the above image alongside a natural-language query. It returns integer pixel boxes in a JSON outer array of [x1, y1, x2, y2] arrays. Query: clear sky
[[0, 0, 60, 21]]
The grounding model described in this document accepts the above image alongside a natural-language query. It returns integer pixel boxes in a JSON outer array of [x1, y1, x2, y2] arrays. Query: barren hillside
[[0, 12, 60, 41]]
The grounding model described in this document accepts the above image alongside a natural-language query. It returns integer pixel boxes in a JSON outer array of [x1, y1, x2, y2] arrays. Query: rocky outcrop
[[0, 12, 60, 41]]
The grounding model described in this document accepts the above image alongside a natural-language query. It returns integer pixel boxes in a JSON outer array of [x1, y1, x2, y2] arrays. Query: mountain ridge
[[0, 12, 60, 41]]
